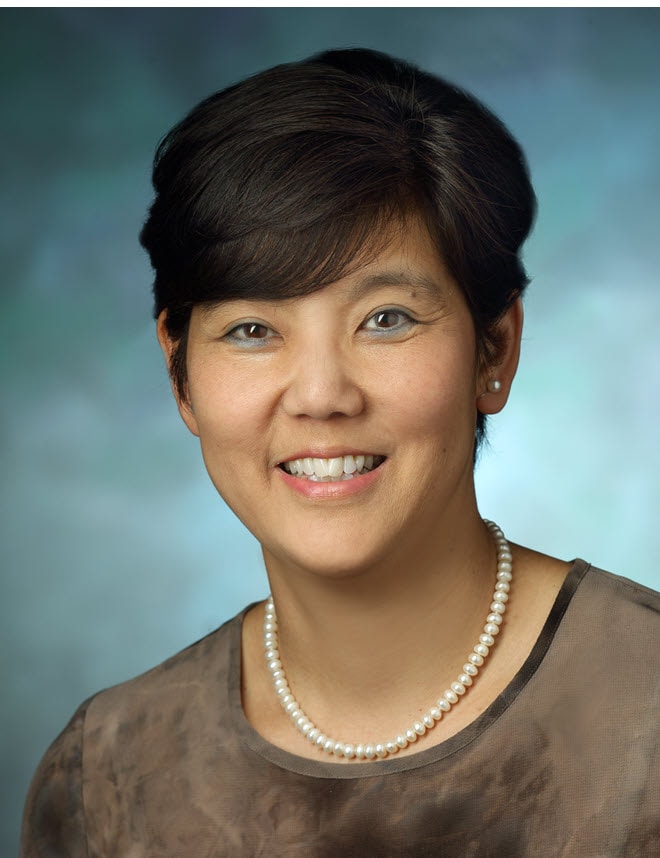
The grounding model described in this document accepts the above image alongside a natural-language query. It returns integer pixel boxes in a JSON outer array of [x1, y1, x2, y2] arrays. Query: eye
[[363, 309, 414, 333], [224, 321, 277, 344]]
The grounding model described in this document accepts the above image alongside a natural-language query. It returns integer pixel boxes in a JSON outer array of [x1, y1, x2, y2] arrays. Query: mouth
[[279, 454, 386, 482]]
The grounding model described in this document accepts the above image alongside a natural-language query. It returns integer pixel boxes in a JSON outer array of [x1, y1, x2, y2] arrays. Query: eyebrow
[[197, 268, 449, 320], [345, 269, 448, 302]]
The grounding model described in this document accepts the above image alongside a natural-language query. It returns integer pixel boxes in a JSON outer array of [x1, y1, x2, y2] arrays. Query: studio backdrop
[[2, 8, 659, 854]]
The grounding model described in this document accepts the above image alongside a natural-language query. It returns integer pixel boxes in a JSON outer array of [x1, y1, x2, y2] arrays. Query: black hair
[[140, 48, 536, 449]]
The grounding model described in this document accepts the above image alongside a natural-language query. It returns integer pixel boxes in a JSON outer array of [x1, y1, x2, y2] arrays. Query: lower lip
[[276, 462, 385, 499]]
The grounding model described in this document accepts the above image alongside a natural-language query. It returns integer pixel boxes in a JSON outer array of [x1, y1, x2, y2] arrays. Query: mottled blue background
[[3, 8, 659, 852]]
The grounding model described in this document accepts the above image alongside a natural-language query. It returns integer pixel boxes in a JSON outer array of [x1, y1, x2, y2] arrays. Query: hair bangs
[[201, 199, 418, 301]]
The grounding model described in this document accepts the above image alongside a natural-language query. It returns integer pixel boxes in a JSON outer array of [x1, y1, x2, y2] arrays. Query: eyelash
[[223, 308, 416, 346], [223, 322, 277, 345], [362, 308, 416, 334]]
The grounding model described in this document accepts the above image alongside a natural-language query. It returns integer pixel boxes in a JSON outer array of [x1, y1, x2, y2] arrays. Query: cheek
[[379, 346, 478, 433], [188, 374, 267, 468]]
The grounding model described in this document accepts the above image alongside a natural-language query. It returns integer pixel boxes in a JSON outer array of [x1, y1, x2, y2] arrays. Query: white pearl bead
[[285, 700, 298, 714], [268, 659, 282, 671], [376, 744, 388, 758], [315, 733, 327, 747], [386, 741, 398, 754], [365, 745, 376, 759], [480, 633, 495, 647], [405, 728, 417, 743], [451, 681, 466, 696], [355, 744, 365, 759], [324, 738, 334, 754], [490, 601, 506, 614], [469, 653, 484, 666], [334, 742, 344, 756], [474, 643, 489, 657], [444, 689, 459, 705], [458, 674, 473, 686], [307, 728, 319, 743], [429, 707, 442, 721], [495, 581, 509, 593], [487, 612, 502, 625], [484, 623, 500, 636], [497, 570, 512, 582], [413, 721, 426, 736], [344, 744, 355, 758], [463, 663, 478, 676], [422, 714, 435, 729], [498, 560, 512, 572], [437, 698, 451, 712], [395, 735, 408, 749]]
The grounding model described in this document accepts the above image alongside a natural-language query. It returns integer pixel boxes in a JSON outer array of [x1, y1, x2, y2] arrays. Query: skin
[[158, 219, 570, 761]]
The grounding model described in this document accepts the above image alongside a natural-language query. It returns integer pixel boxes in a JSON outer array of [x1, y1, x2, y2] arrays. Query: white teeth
[[328, 457, 344, 478], [281, 455, 384, 481], [313, 457, 330, 478]]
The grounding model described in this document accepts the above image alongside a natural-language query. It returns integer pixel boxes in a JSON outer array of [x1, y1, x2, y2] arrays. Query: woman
[[22, 48, 658, 856]]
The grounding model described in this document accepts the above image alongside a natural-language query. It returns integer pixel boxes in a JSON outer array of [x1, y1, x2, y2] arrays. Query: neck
[[261, 513, 498, 714]]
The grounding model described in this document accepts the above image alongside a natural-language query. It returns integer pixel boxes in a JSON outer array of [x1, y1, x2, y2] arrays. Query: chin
[[264, 534, 393, 584]]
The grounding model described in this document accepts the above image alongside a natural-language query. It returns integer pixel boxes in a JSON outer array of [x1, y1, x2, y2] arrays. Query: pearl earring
[[487, 379, 502, 393]]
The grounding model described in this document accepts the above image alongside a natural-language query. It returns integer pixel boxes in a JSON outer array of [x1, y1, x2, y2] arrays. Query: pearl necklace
[[263, 519, 512, 761]]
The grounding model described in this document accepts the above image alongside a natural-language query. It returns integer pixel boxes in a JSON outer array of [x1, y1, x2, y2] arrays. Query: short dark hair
[[140, 47, 536, 448]]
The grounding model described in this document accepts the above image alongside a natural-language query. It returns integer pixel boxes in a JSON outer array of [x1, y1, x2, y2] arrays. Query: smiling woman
[[21, 48, 658, 857], [167, 220, 502, 579]]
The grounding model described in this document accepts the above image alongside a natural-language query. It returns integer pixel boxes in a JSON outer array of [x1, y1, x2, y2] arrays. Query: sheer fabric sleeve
[[20, 700, 91, 858]]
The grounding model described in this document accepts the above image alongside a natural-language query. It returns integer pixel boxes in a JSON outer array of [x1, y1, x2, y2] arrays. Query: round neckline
[[229, 559, 590, 780]]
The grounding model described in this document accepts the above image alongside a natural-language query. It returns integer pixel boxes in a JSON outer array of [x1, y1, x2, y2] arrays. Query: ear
[[156, 311, 200, 437], [476, 299, 523, 416]]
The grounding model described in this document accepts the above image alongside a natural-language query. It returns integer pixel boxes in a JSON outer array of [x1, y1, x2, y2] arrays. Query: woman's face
[[161, 219, 512, 580]]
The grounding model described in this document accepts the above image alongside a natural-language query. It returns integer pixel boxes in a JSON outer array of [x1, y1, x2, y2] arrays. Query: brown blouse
[[21, 562, 659, 857]]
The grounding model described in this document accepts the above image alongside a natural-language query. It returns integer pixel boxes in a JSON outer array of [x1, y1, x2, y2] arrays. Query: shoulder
[[20, 698, 91, 857], [88, 609, 240, 727], [530, 561, 658, 740], [564, 562, 659, 638], [83, 609, 244, 771], [545, 562, 659, 679], [520, 564, 659, 851], [21, 611, 244, 856]]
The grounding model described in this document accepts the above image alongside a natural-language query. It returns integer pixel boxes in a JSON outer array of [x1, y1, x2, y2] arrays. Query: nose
[[280, 339, 365, 420]]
